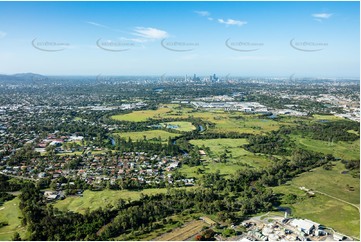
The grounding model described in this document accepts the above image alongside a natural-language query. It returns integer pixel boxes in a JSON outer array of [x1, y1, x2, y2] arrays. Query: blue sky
[[0, 1, 359, 78]]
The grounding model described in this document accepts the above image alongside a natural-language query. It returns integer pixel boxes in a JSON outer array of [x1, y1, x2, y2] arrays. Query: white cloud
[[208, 17, 213, 21], [312, 13, 333, 19], [218, 19, 247, 27], [194, 11, 210, 17], [85, 21, 125, 33], [132, 27, 168, 40], [85, 21, 110, 29], [0, 31, 7, 39], [120, 37, 147, 43]]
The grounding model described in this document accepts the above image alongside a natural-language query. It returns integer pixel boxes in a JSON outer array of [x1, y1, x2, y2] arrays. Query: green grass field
[[177, 139, 270, 178], [292, 135, 360, 160], [291, 161, 359, 204], [111, 105, 288, 135], [272, 161, 360, 238], [114, 130, 181, 142], [0, 197, 26, 241], [160, 105, 196, 119], [179, 162, 248, 179], [189, 112, 280, 134], [273, 185, 359, 238], [212, 117, 280, 134], [179, 154, 270, 178], [54, 188, 170, 214], [190, 138, 248, 154], [190, 138, 269, 167], [312, 114, 344, 121], [111, 107, 172, 122], [110, 106, 351, 136], [163, 121, 196, 132], [54, 188, 196, 214]]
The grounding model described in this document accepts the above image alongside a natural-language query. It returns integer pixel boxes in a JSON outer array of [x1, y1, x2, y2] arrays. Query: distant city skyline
[[0, 1, 359, 78]]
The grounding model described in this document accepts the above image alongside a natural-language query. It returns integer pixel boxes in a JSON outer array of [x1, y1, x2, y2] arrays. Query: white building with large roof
[[290, 219, 315, 235]]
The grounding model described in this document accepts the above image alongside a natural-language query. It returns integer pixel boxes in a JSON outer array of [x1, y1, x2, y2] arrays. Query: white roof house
[[290, 219, 315, 235], [47, 194, 58, 200], [333, 232, 345, 241], [304, 219, 320, 228], [238, 238, 252, 242]]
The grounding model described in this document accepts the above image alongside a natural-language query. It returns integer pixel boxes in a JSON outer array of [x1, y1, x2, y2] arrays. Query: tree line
[[295, 120, 359, 142]]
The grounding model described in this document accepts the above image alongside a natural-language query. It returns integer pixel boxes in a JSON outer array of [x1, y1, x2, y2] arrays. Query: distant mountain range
[[0, 73, 48, 82]]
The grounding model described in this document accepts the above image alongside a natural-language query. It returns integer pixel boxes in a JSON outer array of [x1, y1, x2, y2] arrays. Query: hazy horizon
[[0, 72, 359, 80]]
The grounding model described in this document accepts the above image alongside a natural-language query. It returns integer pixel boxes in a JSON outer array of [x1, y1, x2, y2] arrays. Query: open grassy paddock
[[54, 187, 196, 214], [179, 162, 245, 179], [186, 111, 282, 134], [190, 138, 269, 167], [312, 114, 345, 121], [190, 138, 249, 156], [110, 107, 172, 122], [110, 104, 199, 122], [178, 154, 269, 178], [290, 161, 359, 205], [54, 188, 170, 214], [210, 116, 280, 134], [273, 185, 360, 239], [114, 130, 181, 142], [272, 161, 360, 238], [110, 106, 354, 137], [0, 197, 26, 241], [162, 121, 196, 132], [292, 135, 360, 161], [111, 105, 284, 134], [177, 139, 270, 178]]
